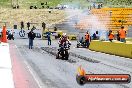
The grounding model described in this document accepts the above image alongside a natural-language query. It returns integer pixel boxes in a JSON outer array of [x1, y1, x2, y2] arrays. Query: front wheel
[[12, 37, 14, 40], [77, 44, 79, 48], [64, 50, 69, 60]]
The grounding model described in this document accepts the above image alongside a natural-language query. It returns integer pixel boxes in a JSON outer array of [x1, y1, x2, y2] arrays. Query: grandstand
[[92, 8, 132, 29], [76, 8, 132, 33]]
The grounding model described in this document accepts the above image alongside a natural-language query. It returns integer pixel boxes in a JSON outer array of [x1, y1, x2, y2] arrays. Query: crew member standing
[[21, 21, 24, 30], [85, 31, 90, 48], [28, 29, 36, 49], [116, 31, 120, 41], [42, 22, 46, 31], [47, 31, 52, 45], [119, 26, 126, 43], [108, 30, 114, 42], [27, 22, 30, 30]]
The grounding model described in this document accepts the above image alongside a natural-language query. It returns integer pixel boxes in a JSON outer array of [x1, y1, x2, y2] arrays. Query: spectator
[[100, 3, 103, 7], [47, 31, 52, 45], [32, 26, 36, 30], [92, 33, 97, 40], [28, 29, 36, 49], [98, 4, 101, 9], [95, 31, 99, 40], [93, 3, 96, 8], [85, 31, 90, 48], [116, 31, 120, 41], [7, 30, 14, 40], [34, 6, 37, 9], [21, 21, 24, 30], [42, 22, 46, 31], [54, 27, 57, 31], [108, 30, 114, 42], [119, 26, 126, 43], [27, 22, 30, 30], [45, 2, 48, 5]]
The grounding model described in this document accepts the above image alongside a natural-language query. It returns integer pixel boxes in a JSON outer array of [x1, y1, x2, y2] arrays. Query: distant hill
[[103, 0, 132, 7], [0, 0, 132, 9], [0, 0, 11, 8], [0, 0, 91, 9], [0, 0, 131, 29]]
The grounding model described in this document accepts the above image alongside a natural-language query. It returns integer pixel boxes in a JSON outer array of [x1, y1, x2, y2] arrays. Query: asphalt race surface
[[9, 39, 132, 88]]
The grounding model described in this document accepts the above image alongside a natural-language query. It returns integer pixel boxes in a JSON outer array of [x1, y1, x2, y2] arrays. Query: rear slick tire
[[56, 53, 59, 59], [64, 50, 69, 60]]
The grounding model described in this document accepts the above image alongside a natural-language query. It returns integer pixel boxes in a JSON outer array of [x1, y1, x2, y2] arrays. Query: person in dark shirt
[[21, 21, 24, 30], [92, 33, 97, 40], [85, 31, 90, 48], [28, 29, 36, 49], [47, 31, 52, 45], [27, 22, 30, 30], [42, 22, 46, 31], [117, 31, 120, 41]]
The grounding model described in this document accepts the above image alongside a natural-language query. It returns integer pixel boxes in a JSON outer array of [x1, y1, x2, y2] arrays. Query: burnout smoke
[[72, 11, 109, 39]]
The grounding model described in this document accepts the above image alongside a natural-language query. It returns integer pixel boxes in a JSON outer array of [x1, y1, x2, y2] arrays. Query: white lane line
[[24, 61, 45, 88], [15, 45, 46, 88]]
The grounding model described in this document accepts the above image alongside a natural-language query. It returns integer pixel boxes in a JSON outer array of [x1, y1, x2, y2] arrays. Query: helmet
[[62, 33, 67, 37]]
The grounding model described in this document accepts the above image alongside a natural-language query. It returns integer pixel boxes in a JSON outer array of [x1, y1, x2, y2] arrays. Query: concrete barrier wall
[[89, 40, 132, 58]]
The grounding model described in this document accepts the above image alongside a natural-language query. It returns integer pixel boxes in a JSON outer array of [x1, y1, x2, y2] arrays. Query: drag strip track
[[10, 39, 132, 88], [40, 47, 132, 88], [41, 47, 100, 63], [41, 47, 132, 74], [19, 45, 131, 88], [18, 46, 71, 88]]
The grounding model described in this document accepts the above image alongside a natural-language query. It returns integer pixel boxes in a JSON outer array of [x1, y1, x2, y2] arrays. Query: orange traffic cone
[[1, 26, 7, 43]]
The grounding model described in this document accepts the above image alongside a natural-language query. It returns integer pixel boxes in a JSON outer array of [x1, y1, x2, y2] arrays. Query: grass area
[[0, 0, 11, 8], [103, 0, 132, 7], [0, 0, 90, 9], [0, 0, 132, 8], [20, 0, 91, 9], [126, 38, 132, 42]]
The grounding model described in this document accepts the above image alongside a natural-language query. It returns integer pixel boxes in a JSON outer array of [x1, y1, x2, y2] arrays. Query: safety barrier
[[89, 40, 132, 58]]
